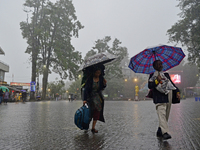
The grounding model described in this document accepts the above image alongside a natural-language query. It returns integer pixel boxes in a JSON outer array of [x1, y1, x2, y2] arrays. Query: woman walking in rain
[[83, 65, 107, 133]]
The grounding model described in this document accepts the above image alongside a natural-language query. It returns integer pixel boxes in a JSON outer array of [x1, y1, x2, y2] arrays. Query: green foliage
[[20, 0, 83, 79], [103, 77, 146, 100], [85, 36, 128, 80], [167, 0, 200, 70], [103, 78, 123, 99], [67, 78, 81, 99], [20, 0, 83, 99], [78, 36, 130, 100], [47, 80, 65, 96]]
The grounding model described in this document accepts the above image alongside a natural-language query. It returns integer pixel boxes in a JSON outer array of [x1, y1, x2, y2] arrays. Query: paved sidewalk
[[0, 98, 199, 150]]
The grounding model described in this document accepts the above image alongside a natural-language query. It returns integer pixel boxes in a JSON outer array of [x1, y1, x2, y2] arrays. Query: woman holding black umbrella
[[83, 65, 107, 133]]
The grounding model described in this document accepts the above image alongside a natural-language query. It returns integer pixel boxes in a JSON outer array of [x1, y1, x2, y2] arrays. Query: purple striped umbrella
[[128, 45, 185, 74]]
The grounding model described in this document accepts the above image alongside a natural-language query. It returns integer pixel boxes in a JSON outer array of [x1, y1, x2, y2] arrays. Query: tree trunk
[[42, 68, 48, 100], [30, 53, 37, 100]]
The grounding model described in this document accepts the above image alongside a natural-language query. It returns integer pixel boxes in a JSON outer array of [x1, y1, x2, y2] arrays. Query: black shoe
[[156, 127, 162, 137], [163, 133, 171, 140]]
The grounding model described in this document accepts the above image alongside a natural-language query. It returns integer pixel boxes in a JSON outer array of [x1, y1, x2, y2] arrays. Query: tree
[[85, 36, 128, 80], [20, 0, 46, 100], [47, 80, 65, 99], [20, 0, 83, 100], [103, 78, 124, 99], [81, 36, 129, 100], [167, 0, 200, 70], [67, 78, 81, 99]]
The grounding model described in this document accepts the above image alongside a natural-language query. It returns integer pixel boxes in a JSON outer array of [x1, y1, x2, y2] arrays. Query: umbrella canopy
[[128, 45, 185, 74], [0, 86, 9, 92], [78, 52, 118, 71], [21, 90, 26, 93]]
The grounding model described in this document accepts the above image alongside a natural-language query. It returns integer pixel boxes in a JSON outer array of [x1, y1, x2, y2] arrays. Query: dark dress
[[83, 76, 106, 122]]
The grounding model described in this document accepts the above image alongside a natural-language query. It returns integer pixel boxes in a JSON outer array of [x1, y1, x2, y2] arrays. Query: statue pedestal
[[135, 95, 139, 101]]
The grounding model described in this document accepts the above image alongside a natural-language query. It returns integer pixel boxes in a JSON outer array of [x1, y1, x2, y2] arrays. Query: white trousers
[[155, 90, 172, 134]]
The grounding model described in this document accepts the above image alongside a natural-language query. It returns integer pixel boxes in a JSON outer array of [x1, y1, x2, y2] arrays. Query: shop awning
[[0, 85, 21, 92]]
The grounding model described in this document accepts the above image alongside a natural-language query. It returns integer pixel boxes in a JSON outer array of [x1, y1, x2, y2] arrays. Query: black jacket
[[0, 90, 3, 96], [148, 72, 180, 104], [83, 75, 106, 122]]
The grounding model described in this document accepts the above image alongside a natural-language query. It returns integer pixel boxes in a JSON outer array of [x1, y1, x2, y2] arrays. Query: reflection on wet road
[[0, 98, 199, 149]]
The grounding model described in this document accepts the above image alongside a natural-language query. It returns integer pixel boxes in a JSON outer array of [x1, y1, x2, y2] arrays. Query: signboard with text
[[10, 85, 23, 90], [10, 82, 30, 86], [30, 81, 36, 92], [170, 74, 181, 84]]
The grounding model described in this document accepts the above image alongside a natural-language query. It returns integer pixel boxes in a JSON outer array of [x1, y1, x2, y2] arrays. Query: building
[[0, 47, 9, 83]]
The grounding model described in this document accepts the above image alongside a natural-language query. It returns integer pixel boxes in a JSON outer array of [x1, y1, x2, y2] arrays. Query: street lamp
[[134, 78, 139, 101], [125, 79, 128, 82]]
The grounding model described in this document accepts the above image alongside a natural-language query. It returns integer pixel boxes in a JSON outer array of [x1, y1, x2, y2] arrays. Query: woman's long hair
[[81, 64, 105, 87]]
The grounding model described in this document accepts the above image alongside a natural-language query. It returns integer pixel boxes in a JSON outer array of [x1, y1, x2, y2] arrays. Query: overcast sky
[[0, 0, 184, 84]]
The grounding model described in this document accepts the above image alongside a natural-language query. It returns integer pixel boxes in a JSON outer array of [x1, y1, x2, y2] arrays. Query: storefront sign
[[30, 81, 36, 92], [10, 82, 30, 86]]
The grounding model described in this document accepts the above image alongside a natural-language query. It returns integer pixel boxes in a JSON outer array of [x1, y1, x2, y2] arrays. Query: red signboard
[[10, 82, 30, 86], [170, 74, 181, 84]]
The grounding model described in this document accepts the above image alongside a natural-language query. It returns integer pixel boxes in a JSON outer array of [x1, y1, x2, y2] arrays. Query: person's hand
[[103, 79, 107, 85], [177, 92, 180, 100], [83, 101, 87, 105], [157, 75, 162, 82]]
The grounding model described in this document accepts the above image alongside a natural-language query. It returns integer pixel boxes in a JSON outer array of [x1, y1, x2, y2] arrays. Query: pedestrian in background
[[0, 89, 3, 105], [55, 93, 59, 101], [22, 91, 27, 103], [68, 94, 71, 101], [71, 94, 74, 101], [83, 65, 107, 133], [148, 60, 180, 140], [4, 89, 9, 104]]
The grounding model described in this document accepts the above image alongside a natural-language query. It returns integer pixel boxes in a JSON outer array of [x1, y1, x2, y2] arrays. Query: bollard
[[195, 97, 198, 101]]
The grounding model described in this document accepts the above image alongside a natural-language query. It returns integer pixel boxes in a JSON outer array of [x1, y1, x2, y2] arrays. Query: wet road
[[0, 98, 200, 150]]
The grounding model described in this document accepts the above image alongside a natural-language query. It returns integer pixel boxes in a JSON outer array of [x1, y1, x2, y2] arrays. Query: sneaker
[[156, 127, 162, 137], [163, 133, 172, 140]]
